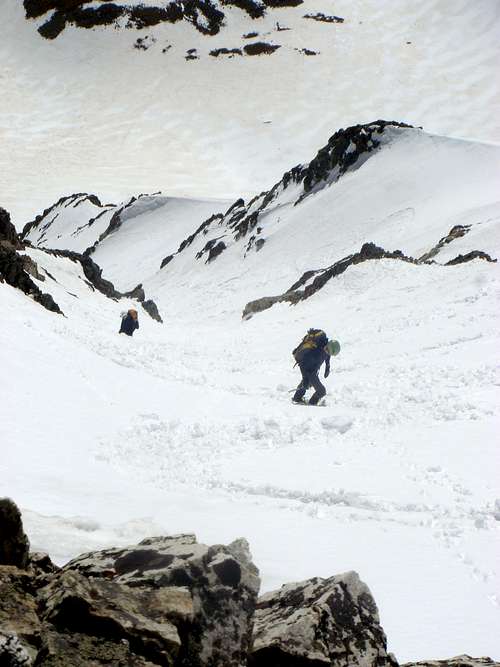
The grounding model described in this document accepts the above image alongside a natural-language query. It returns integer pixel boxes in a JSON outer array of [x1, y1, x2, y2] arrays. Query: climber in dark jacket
[[119, 308, 139, 336], [292, 329, 331, 405]]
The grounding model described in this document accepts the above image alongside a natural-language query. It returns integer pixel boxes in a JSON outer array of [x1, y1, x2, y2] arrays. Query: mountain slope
[[2, 0, 499, 224], [23, 122, 500, 314]]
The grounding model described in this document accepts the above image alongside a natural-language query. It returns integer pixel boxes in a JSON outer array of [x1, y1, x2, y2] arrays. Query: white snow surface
[[2, 126, 500, 661], [1, 0, 500, 224]]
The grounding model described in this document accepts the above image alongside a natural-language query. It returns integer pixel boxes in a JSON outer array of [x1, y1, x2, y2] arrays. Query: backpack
[[292, 329, 328, 364]]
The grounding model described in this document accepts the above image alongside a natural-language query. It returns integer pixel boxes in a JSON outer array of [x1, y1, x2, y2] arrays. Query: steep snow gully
[[2, 121, 500, 662]]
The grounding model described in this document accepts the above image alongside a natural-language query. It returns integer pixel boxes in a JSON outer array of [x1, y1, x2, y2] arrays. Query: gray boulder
[[39, 569, 189, 665], [63, 533, 260, 667], [250, 571, 398, 667]]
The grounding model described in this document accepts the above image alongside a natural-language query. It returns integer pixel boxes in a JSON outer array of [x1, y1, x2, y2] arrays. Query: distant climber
[[119, 308, 139, 336], [292, 329, 340, 405]]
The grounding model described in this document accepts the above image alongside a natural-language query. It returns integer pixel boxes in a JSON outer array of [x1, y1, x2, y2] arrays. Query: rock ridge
[[1, 499, 498, 667]]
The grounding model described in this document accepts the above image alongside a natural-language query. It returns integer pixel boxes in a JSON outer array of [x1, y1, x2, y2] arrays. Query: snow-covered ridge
[[20, 121, 412, 261], [20, 121, 500, 308], [17, 120, 500, 341], [157, 120, 416, 269]]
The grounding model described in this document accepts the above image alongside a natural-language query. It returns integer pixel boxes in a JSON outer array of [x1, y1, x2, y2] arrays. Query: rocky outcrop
[[299, 120, 414, 197], [243, 41, 281, 56], [445, 251, 496, 266], [24, 0, 303, 40], [0, 499, 30, 569], [250, 572, 398, 667], [303, 12, 344, 23], [37, 248, 163, 321], [160, 122, 418, 278], [1, 501, 498, 667], [403, 658, 500, 667], [40, 247, 123, 300], [0, 242, 62, 314], [0, 207, 22, 249], [0, 500, 261, 667], [210, 47, 243, 58], [142, 299, 163, 323], [418, 225, 471, 262], [243, 242, 418, 318], [64, 534, 260, 667], [242, 236, 498, 319]]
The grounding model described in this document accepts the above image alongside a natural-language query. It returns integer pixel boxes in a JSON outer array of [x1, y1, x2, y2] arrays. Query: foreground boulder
[[64, 534, 260, 666], [1, 501, 498, 666], [250, 572, 397, 667], [0, 500, 260, 666]]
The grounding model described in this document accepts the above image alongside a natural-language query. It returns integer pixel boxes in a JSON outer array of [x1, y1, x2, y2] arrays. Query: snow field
[[2, 247, 499, 661]]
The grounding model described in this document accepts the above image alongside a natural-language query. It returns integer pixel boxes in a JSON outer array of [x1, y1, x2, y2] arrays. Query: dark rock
[[0, 207, 22, 249], [63, 534, 260, 667], [264, 0, 303, 6], [123, 284, 146, 302], [445, 251, 496, 265], [206, 240, 226, 262], [250, 572, 398, 667], [243, 31, 259, 38], [134, 35, 156, 50], [142, 299, 163, 323], [300, 120, 414, 196], [210, 47, 243, 57], [225, 198, 246, 215], [160, 254, 174, 269], [303, 12, 344, 23], [242, 242, 418, 318], [0, 243, 62, 317], [0, 499, 30, 569], [243, 41, 281, 56]]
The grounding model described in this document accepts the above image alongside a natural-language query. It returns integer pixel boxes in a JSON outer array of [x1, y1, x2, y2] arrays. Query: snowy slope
[[3, 120, 500, 661], [2, 0, 500, 224], [2, 243, 499, 662], [24, 123, 500, 301]]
